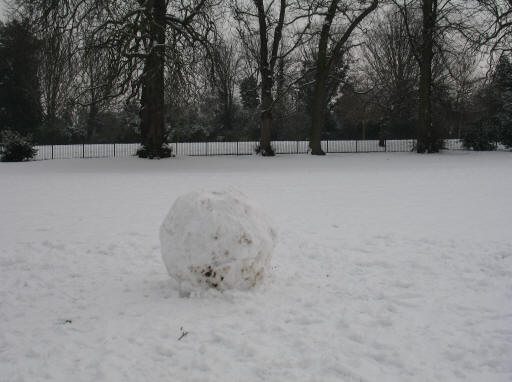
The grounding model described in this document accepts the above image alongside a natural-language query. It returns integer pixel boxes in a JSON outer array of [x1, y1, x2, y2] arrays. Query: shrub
[[502, 122, 512, 149], [462, 121, 499, 151], [0, 130, 37, 162], [136, 143, 173, 159]]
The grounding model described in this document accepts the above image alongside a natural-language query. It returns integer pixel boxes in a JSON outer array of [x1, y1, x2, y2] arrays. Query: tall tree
[[394, 0, 479, 152], [78, 11, 121, 143], [449, 52, 482, 139], [208, 39, 240, 136], [16, 0, 213, 158], [462, 54, 512, 150], [296, 43, 349, 138], [489, 54, 512, 146], [234, 0, 311, 154], [308, 0, 378, 155], [362, 9, 419, 139], [39, 8, 77, 141], [0, 20, 42, 137], [254, 0, 286, 155], [138, 0, 168, 157], [415, 0, 441, 152], [234, 0, 287, 156], [129, 0, 213, 157]]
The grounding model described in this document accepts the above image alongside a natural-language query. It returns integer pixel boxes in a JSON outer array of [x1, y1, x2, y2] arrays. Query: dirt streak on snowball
[[160, 190, 277, 292]]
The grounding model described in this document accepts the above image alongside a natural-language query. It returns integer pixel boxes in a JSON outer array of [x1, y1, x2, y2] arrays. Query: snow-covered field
[[1, 152, 511, 382]]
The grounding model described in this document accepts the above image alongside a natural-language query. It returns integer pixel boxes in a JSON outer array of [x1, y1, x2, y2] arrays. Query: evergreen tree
[[240, 75, 259, 110], [0, 20, 42, 137], [493, 55, 512, 147], [463, 54, 512, 150]]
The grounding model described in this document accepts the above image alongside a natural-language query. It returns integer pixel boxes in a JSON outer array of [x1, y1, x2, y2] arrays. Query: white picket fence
[[1, 139, 466, 161]]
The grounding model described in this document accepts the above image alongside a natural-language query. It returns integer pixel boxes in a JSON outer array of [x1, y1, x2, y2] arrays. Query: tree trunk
[[309, 0, 377, 155], [417, 0, 440, 153], [259, 83, 274, 155], [139, 0, 170, 158], [309, 0, 338, 156], [310, 74, 328, 155], [86, 102, 98, 143], [309, 43, 329, 155], [253, 0, 285, 157]]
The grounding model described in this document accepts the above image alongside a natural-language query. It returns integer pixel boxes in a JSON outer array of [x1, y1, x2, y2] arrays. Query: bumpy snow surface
[[160, 190, 276, 292], [1, 153, 512, 382]]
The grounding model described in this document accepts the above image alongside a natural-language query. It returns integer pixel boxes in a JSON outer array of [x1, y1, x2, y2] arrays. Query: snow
[[0, 152, 511, 382], [160, 190, 276, 293]]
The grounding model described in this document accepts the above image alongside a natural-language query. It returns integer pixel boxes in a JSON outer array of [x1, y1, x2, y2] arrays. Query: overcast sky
[[0, 0, 7, 21]]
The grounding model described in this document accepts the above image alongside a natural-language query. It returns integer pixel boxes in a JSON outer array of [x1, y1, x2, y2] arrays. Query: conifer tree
[[0, 20, 42, 137], [240, 76, 259, 110], [493, 55, 512, 147]]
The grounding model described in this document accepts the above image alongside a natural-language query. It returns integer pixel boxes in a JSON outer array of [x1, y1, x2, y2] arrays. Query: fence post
[[236, 140, 239, 156], [82, 143, 85, 158], [356, 139, 358, 153], [206, 141, 209, 156], [51, 145, 54, 160], [326, 140, 329, 153], [113, 143, 116, 157]]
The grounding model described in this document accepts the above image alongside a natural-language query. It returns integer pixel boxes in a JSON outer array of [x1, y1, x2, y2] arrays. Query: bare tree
[[15, 2, 79, 139], [127, 0, 214, 157], [308, 0, 379, 155], [394, 0, 481, 152], [476, 0, 512, 60], [415, 0, 437, 152], [79, 14, 122, 142], [449, 53, 484, 138], [362, 9, 419, 139], [208, 38, 240, 135], [233, 0, 288, 155], [15, 0, 215, 158]]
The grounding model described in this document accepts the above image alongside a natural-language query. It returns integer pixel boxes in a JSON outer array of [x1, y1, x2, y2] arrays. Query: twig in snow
[[178, 327, 189, 341]]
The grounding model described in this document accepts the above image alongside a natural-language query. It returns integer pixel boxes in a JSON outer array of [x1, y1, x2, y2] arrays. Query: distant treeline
[[1, 1, 512, 157]]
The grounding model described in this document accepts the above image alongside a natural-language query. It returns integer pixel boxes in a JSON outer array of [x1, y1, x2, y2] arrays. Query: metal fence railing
[[0, 139, 467, 161]]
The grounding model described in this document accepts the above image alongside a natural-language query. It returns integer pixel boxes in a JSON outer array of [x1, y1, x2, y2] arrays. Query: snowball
[[160, 190, 277, 293]]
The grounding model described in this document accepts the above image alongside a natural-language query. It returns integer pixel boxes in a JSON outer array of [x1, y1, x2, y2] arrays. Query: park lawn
[[1, 152, 511, 382]]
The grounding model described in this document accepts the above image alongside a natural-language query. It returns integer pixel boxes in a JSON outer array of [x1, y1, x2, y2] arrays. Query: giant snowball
[[160, 190, 277, 292]]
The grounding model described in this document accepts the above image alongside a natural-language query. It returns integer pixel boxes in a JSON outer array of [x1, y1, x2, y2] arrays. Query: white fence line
[[0, 139, 467, 161]]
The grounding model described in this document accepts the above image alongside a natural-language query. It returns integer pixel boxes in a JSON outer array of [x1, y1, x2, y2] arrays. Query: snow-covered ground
[[1, 152, 511, 382]]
